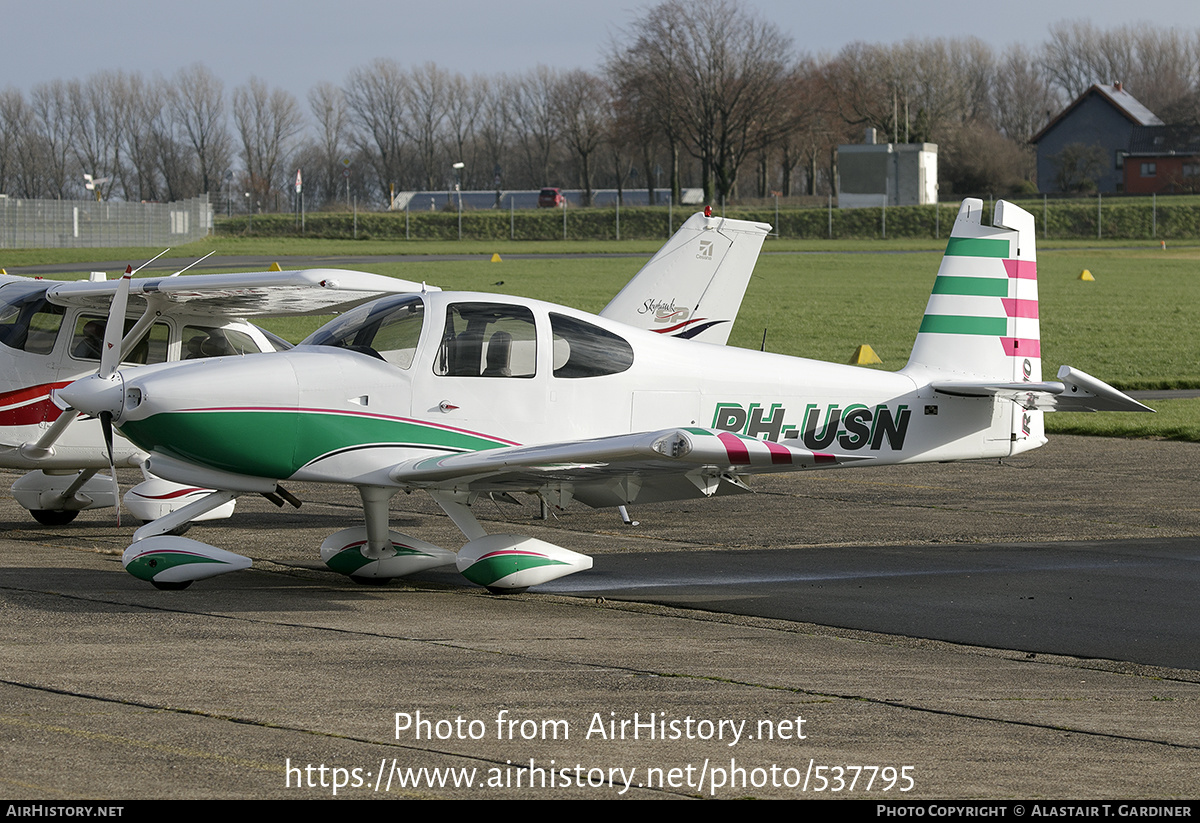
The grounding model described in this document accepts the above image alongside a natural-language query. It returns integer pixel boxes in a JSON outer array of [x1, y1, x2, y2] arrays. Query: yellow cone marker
[[491, 253, 502, 263], [1079, 269, 1094, 281], [268, 262, 282, 272], [850, 344, 882, 365]]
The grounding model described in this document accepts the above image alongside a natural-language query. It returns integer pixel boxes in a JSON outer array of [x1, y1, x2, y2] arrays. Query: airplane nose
[[55, 373, 125, 420]]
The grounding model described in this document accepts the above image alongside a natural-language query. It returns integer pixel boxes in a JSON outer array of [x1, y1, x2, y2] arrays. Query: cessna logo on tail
[[697, 239, 714, 259], [712, 402, 912, 451]]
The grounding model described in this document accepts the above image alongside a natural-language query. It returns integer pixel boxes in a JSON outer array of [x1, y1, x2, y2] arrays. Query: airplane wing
[[388, 427, 871, 507], [43, 268, 437, 318], [931, 366, 1153, 412]]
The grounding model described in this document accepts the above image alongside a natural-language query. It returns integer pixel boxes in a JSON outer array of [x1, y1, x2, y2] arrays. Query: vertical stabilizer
[[904, 198, 1044, 453], [600, 213, 771, 344]]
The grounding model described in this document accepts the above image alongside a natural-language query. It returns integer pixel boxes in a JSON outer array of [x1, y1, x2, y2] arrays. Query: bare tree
[[29, 80, 74, 198], [610, 0, 792, 203], [306, 81, 350, 207], [233, 78, 303, 207], [170, 64, 232, 195], [607, 6, 686, 202], [66, 72, 127, 200], [403, 63, 449, 190], [510, 66, 563, 187], [775, 58, 842, 196], [0, 88, 32, 196], [344, 58, 408, 204], [476, 75, 515, 192], [443, 73, 486, 189], [551, 70, 611, 205], [993, 44, 1061, 143], [1041, 20, 1200, 114]]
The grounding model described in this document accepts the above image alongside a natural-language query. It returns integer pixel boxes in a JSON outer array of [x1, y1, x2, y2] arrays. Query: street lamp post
[[452, 162, 465, 241]]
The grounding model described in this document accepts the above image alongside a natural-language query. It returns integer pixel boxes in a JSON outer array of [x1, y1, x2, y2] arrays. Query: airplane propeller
[[36, 268, 136, 521], [97, 271, 131, 525], [24, 252, 168, 462]]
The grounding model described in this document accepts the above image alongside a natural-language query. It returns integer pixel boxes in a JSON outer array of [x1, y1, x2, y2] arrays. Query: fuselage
[[91, 290, 1018, 494]]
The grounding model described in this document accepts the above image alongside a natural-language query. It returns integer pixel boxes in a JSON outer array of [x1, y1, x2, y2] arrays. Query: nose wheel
[[30, 509, 80, 526]]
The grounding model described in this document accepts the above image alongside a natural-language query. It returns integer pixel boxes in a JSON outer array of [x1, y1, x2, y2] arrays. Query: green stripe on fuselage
[[120, 410, 505, 478], [944, 237, 1009, 258]]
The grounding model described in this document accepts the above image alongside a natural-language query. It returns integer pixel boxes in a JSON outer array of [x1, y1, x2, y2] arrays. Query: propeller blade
[[100, 270, 131, 379], [100, 411, 121, 527]]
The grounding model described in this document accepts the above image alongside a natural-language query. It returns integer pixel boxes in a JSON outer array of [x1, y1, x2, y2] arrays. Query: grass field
[[6, 236, 1197, 441]]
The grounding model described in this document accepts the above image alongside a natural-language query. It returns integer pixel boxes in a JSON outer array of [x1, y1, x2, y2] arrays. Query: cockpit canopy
[[303, 293, 635, 379]]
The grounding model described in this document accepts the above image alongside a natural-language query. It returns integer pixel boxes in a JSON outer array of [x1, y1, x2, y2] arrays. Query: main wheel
[[349, 575, 392, 586], [151, 579, 192, 591], [486, 586, 528, 595], [31, 509, 78, 526]]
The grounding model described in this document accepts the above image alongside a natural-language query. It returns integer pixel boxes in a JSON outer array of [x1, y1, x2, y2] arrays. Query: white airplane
[[0, 213, 769, 528], [0, 265, 433, 524], [56, 198, 1152, 592]]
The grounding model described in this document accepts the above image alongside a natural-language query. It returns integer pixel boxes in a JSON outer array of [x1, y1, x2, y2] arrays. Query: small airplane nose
[[55, 373, 125, 419]]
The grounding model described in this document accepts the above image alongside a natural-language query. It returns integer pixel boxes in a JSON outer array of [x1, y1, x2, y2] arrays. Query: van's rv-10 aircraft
[[0, 214, 770, 528], [54, 199, 1151, 592]]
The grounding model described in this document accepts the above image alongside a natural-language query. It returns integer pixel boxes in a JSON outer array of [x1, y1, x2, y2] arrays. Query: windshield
[[0, 285, 64, 355], [303, 294, 425, 368]]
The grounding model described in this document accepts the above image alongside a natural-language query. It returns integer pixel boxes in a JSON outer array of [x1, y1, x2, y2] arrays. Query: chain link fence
[[0, 195, 211, 248]]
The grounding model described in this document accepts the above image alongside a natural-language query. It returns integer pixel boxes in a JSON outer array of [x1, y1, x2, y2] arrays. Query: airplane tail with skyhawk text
[[601, 211, 771, 345]]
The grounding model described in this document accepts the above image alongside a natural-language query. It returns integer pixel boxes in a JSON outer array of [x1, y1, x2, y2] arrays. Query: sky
[[5, 0, 1199, 104]]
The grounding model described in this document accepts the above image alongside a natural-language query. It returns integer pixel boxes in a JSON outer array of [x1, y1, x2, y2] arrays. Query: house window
[[1183, 164, 1200, 178], [1140, 162, 1157, 177], [1115, 150, 1125, 169]]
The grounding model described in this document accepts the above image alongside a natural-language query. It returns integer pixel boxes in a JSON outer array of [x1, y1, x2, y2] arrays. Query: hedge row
[[216, 200, 1200, 241]]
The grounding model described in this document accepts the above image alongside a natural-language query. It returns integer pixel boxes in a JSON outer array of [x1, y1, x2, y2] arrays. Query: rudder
[[903, 199, 1044, 453]]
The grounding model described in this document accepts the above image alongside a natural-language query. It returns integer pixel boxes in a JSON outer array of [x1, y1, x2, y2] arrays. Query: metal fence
[[0, 195, 211, 249]]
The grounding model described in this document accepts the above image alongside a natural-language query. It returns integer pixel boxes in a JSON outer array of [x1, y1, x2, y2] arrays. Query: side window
[[70, 315, 170, 365], [550, 313, 634, 378], [0, 292, 64, 355], [182, 325, 263, 359], [435, 303, 537, 378]]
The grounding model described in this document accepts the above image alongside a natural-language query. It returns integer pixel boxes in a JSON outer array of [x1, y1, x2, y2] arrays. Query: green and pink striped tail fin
[[905, 199, 1039, 384]]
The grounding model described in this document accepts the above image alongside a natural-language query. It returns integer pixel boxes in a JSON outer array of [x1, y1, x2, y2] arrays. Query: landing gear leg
[[132, 490, 239, 542]]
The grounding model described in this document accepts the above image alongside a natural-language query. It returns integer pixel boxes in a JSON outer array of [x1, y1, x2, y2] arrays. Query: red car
[[538, 187, 565, 208]]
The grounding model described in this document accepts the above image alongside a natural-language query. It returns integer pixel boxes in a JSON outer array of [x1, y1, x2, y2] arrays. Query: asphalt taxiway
[[1, 435, 1197, 799]]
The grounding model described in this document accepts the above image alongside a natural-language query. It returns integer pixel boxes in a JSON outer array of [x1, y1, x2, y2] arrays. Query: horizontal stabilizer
[[1052, 366, 1154, 412], [933, 366, 1153, 412]]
